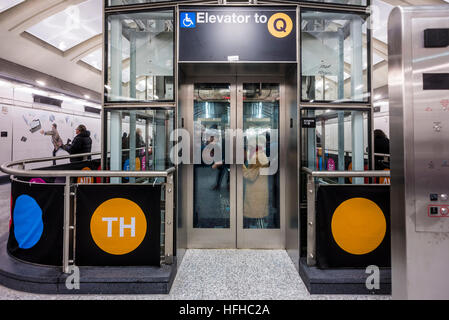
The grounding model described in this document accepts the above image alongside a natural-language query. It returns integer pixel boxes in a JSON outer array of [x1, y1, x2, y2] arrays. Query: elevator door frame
[[184, 75, 286, 249]]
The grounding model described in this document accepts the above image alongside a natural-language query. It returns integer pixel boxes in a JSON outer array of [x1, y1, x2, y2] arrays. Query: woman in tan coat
[[243, 143, 270, 227]]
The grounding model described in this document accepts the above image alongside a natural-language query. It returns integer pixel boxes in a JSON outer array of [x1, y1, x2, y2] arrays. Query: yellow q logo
[[268, 13, 293, 38]]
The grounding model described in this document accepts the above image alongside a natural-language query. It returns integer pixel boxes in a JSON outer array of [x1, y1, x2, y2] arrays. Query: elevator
[[177, 64, 298, 249]]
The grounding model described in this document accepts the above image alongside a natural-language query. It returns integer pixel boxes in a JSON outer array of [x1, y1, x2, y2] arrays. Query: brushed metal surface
[[412, 17, 449, 232], [388, 5, 449, 300]]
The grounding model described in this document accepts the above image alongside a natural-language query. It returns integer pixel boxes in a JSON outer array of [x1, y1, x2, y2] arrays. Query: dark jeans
[[52, 149, 58, 165]]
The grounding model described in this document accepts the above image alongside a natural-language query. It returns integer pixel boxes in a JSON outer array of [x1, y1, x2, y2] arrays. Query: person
[[122, 132, 129, 164], [208, 125, 229, 190], [121, 132, 128, 149], [62, 124, 92, 163], [40, 123, 63, 165], [374, 129, 390, 170], [135, 128, 146, 157], [242, 141, 269, 228]]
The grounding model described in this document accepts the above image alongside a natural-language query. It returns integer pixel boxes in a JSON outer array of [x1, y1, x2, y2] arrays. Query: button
[[441, 207, 449, 215], [441, 194, 448, 201], [430, 194, 439, 201], [430, 207, 439, 215]]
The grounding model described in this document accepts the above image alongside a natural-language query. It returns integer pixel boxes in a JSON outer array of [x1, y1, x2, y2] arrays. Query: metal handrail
[[302, 167, 391, 266], [302, 167, 390, 178], [1, 152, 175, 273], [1, 152, 174, 178]]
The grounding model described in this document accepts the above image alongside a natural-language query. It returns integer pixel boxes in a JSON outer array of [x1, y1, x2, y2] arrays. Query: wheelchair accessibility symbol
[[180, 12, 196, 28]]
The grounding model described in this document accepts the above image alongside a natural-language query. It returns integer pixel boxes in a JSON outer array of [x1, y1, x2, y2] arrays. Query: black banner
[[75, 184, 162, 266], [8, 179, 64, 266], [316, 185, 390, 268], [179, 6, 296, 62]]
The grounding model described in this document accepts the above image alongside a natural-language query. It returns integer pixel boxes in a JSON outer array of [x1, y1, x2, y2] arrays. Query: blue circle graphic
[[13, 195, 44, 249]]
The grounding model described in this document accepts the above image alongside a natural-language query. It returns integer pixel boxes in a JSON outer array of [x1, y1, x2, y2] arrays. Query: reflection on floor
[[0, 183, 390, 300]]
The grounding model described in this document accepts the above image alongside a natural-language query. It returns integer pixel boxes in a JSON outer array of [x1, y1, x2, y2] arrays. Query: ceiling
[[0, 0, 448, 95]]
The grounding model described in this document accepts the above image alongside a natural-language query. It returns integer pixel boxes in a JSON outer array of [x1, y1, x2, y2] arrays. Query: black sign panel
[[301, 117, 316, 128], [8, 180, 64, 266], [179, 6, 296, 62], [423, 73, 449, 90], [316, 185, 391, 269], [75, 184, 162, 266]]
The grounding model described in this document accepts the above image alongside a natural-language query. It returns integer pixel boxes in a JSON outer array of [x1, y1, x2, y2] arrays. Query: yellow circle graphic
[[90, 198, 147, 255], [267, 13, 293, 38], [331, 198, 386, 255]]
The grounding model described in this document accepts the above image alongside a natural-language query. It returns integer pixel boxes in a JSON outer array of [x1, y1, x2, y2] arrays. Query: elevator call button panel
[[412, 18, 449, 232]]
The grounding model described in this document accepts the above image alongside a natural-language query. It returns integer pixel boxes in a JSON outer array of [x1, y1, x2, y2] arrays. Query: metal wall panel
[[388, 5, 449, 300]]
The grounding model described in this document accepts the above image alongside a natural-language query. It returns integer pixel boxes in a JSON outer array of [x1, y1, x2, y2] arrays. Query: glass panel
[[193, 84, 230, 229], [105, 108, 174, 183], [301, 0, 367, 6], [242, 83, 280, 229], [301, 10, 369, 103], [300, 108, 370, 191], [106, 10, 174, 102], [27, 0, 102, 51]]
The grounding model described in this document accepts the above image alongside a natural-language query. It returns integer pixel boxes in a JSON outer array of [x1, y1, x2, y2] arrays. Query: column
[[350, 16, 364, 184]]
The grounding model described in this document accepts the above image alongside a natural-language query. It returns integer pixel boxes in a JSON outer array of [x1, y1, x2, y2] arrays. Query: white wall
[[0, 82, 101, 176]]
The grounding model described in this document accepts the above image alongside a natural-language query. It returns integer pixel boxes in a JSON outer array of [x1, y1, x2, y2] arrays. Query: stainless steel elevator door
[[186, 77, 285, 249]]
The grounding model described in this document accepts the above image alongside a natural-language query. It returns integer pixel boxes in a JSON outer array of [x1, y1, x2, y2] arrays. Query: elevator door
[[187, 77, 285, 249]]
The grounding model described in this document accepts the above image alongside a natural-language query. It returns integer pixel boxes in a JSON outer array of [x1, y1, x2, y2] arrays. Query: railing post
[[63, 176, 71, 273], [307, 173, 316, 266], [164, 172, 174, 264]]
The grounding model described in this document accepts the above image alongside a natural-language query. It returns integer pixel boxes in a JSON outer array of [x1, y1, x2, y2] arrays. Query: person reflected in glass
[[209, 124, 229, 190], [243, 140, 270, 228]]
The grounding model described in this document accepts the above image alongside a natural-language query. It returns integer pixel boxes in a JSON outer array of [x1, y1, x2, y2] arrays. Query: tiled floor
[[0, 183, 391, 300]]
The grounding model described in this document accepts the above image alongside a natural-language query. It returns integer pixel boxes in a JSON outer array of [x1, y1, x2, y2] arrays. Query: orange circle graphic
[[77, 167, 94, 184], [331, 197, 386, 255], [90, 198, 147, 255]]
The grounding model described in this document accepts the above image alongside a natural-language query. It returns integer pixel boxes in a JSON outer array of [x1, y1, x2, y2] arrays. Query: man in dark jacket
[[63, 124, 92, 163], [374, 129, 390, 170]]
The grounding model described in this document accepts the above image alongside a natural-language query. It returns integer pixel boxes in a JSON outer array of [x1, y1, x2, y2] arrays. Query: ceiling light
[[84, 94, 90, 99], [36, 80, 46, 86]]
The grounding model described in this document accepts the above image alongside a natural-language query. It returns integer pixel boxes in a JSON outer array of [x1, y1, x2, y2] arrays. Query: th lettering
[[102, 217, 136, 237]]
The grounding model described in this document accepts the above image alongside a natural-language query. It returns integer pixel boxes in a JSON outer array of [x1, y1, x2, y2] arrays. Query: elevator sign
[[179, 6, 296, 62]]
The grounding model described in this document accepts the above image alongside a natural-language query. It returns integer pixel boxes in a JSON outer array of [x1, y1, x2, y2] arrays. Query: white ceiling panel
[[0, 0, 25, 13], [81, 48, 102, 70], [26, 0, 102, 51]]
